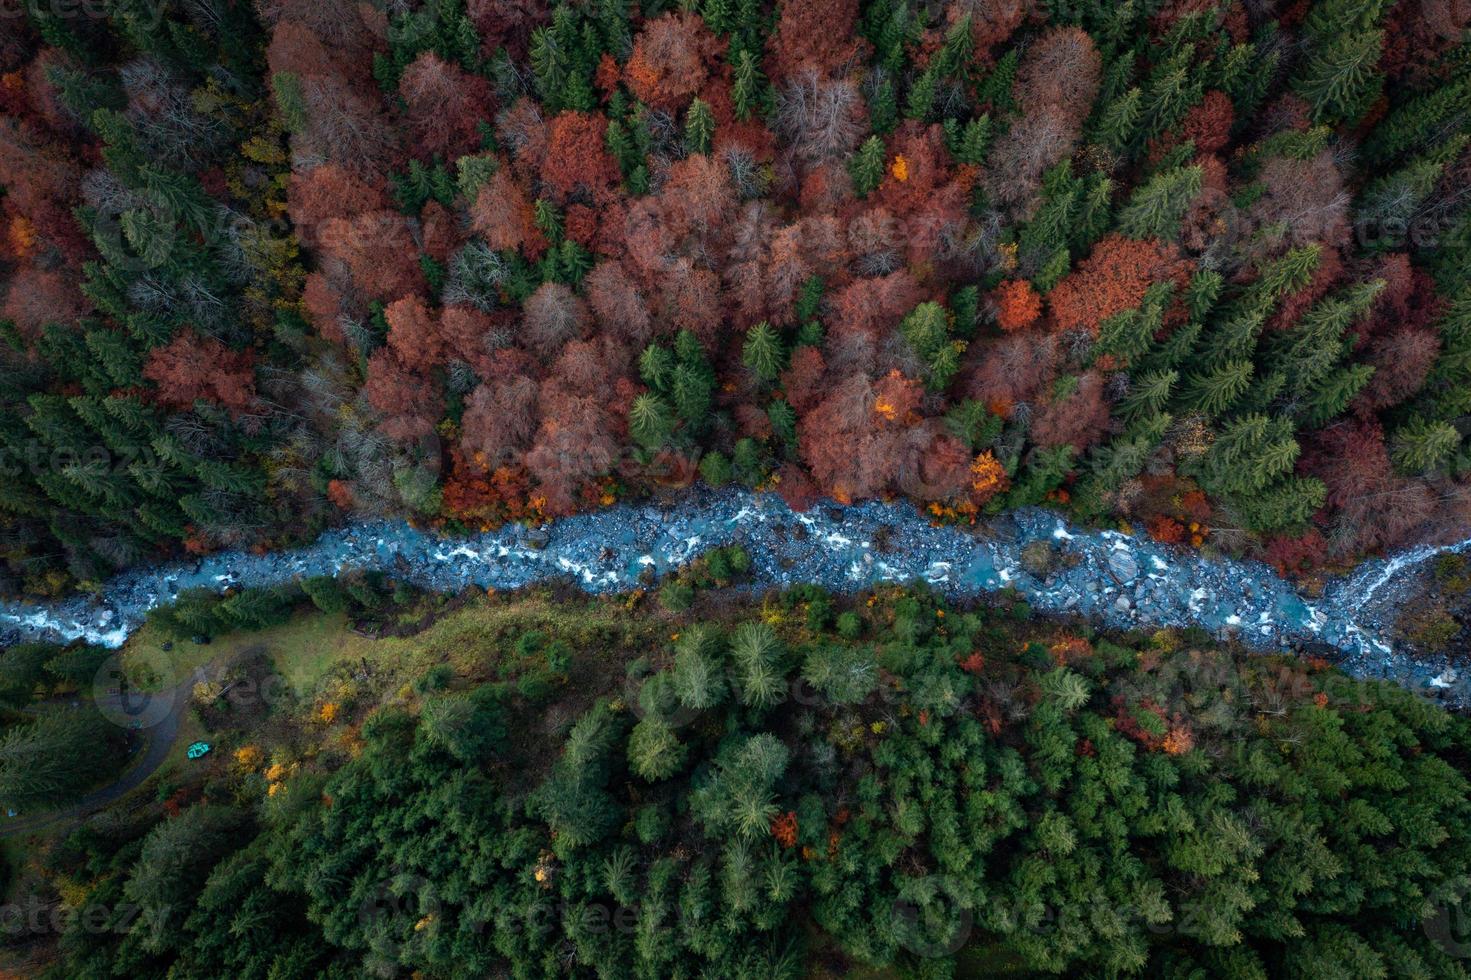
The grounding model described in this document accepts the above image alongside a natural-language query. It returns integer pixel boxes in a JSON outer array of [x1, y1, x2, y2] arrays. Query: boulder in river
[[1108, 550, 1139, 584], [1020, 540, 1055, 577]]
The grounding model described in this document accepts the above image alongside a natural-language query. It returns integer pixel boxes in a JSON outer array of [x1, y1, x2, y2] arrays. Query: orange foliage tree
[[993, 279, 1042, 331]]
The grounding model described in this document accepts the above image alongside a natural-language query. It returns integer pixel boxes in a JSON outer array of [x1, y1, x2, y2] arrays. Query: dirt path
[[0, 675, 195, 839]]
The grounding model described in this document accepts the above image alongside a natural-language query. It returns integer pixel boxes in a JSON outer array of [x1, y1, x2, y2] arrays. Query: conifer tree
[[1391, 418, 1461, 474], [1115, 165, 1202, 240], [630, 393, 675, 449], [849, 136, 886, 198], [685, 98, 716, 156], [742, 322, 783, 381]]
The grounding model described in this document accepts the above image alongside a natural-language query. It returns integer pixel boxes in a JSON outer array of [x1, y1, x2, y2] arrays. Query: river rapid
[[2, 489, 1467, 703]]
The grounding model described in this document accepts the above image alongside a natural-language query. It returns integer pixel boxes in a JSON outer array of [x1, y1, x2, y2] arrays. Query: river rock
[[1020, 540, 1054, 577], [1114, 596, 1132, 613], [524, 528, 551, 550], [1108, 551, 1139, 583]]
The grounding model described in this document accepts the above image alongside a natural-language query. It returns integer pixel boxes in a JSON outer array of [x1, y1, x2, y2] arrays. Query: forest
[[2, 0, 1470, 597], [2, 582, 1471, 977]]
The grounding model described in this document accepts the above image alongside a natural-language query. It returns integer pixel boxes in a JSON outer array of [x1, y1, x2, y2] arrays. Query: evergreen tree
[[1391, 417, 1461, 473], [685, 98, 716, 156], [742, 321, 784, 382], [850, 135, 886, 198], [1115, 165, 1203, 240], [630, 393, 675, 449]]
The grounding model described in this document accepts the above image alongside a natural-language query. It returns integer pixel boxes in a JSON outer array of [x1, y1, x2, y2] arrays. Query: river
[[1, 489, 1467, 703]]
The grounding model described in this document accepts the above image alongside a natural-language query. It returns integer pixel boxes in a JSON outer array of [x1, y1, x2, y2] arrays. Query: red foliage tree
[[302, 273, 346, 344], [385, 295, 447, 368], [658, 153, 736, 241], [625, 13, 722, 111], [288, 163, 389, 247], [1047, 235, 1188, 336], [364, 347, 443, 443], [985, 27, 1099, 214], [525, 389, 618, 513], [899, 425, 974, 502], [543, 111, 622, 203], [1177, 90, 1235, 156], [797, 372, 922, 503], [781, 346, 827, 413], [830, 271, 925, 339], [1263, 530, 1328, 576], [317, 210, 426, 302], [1028, 371, 1111, 451], [766, 0, 864, 83], [398, 52, 494, 160], [440, 305, 511, 373], [1304, 421, 1434, 555], [470, 165, 541, 254], [495, 97, 550, 180], [466, 0, 548, 60], [420, 200, 462, 264], [962, 0, 1030, 63], [1353, 326, 1441, 414], [1015, 26, 1101, 126], [585, 261, 653, 345], [2, 267, 88, 338], [657, 260, 722, 345], [143, 329, 257, 416], [963, 332, 1061, 409], [268, 23, 399, 174], [461, 375, 539, 467]]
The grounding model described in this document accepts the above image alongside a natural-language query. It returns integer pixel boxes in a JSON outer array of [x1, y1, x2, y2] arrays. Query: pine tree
[[1118, 369, 1178, 421], [742, 322, 784, 382], [945, 115, 992, 165], [1355, 145, 1461, 250], [1195, 414, 1299, 496], [1391, 418, 1460, 473], [1178, 359, 1253, 416], [867, 71, 899, 133], [1140, 51, 1199, 140], [977, 49, 1018, 114], [1230, 476, 1327, 533], [1095, 87, 1143, 154], [849, 135, 886, 198], [684, 98, 715, 156], [1115, 165, 1203, 240], [1293, 29, 1387, 126], [671, 364, 714, 426], [630, 393, 675, 449], [640, 345, 674, 390], [767, 399, 796, 445], [733, 48, 767, 121], [0, 708, 116, 811], [906, 67, 939, 121]]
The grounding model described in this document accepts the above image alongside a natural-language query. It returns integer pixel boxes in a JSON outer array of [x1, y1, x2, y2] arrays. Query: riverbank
[[2, 489, 1467, 704]]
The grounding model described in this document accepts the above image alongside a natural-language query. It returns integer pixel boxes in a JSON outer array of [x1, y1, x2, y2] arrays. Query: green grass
[[121, 609, 358, 697]]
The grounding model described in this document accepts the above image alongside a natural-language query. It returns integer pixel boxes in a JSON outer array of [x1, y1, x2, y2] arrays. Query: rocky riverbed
[[2, 488, 1468, 704]]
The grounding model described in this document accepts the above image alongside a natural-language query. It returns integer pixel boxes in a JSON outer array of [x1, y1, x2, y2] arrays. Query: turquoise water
[[1, 489, 1465, 700]]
